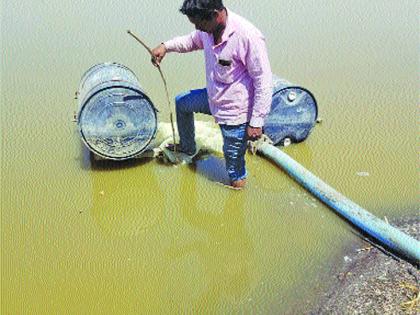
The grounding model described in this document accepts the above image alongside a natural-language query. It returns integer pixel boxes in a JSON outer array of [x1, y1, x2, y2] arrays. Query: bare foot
[[231, 179, 247, 189]]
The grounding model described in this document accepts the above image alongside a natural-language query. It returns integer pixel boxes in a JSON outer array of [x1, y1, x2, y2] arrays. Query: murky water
[[1, 0, 418, 313]]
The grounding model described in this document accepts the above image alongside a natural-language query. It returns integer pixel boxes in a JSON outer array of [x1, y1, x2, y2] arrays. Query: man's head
[[180, 0, 226, 34]]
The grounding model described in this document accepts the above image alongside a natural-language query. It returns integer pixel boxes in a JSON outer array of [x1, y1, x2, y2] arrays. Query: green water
[[1, 0, 418, 313]]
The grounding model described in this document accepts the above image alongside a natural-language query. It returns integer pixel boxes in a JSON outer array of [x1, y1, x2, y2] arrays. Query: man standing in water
[[152, 0, 272, 189]]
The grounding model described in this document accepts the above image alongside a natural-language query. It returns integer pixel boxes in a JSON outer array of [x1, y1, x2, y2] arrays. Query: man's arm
[[151, 31, 204, 65], [243, 34, 272, 137], [164, 30, 204, 53]]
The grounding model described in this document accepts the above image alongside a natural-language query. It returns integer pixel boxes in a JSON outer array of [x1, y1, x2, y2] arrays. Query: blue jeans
[[175, 88, 248, 182]]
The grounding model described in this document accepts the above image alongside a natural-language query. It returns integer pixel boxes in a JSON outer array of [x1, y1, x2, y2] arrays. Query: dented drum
[[77, 62, 157, 160]]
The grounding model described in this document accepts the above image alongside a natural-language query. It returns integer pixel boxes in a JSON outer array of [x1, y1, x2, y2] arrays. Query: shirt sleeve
[[244, 34, 272, 128], [164, 31, 204, 53]]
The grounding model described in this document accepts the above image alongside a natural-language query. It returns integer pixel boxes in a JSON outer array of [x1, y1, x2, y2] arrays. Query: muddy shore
[[308, 215, 419, 314]]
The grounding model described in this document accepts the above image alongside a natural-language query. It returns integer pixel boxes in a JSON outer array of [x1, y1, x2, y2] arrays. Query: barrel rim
[[78, 62, 138, 93], [77, 85, 158, 160]]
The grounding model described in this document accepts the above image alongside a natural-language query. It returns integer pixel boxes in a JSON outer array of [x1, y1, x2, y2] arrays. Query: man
[[152, 0, 272, 189]]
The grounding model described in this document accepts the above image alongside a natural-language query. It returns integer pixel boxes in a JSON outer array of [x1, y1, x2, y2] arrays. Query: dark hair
[[180, 0, 225, 20]]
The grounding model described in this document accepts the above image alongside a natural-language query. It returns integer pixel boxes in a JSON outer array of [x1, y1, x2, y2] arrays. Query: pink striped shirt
[[164, 9, 272, 127]]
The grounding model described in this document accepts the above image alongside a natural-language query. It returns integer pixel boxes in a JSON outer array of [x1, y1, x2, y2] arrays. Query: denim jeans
[[175, 88, 248, 182]]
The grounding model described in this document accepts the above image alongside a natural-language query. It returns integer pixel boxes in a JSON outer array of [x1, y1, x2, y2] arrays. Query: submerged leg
[[219, 123, 248, 188]]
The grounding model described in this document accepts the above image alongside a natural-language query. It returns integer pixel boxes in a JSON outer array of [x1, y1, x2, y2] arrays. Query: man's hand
[[247, 126, 263, 140], [151, 43, 167, 66]]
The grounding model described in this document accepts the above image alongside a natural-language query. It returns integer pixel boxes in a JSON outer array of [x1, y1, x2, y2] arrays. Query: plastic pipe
[[258, 142, 420, 264]]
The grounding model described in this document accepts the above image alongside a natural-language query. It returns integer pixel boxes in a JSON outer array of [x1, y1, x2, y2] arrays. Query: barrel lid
[[264, 86, 318, 145], [78, 86, 157, 160]]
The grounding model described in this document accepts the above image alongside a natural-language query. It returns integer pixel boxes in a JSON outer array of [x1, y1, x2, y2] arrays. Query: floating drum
[[264, 75, 318, 145], [77, 62, 157, 160]]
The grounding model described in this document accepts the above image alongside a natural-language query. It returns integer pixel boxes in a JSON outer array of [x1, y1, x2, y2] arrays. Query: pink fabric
[[164, 10, 272, 127]]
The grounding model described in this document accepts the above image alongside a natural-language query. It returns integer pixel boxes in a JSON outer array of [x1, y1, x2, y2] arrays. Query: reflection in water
[[2, 0, 418, 313], [90, 163, 164, 238], [164, 167, 254, 312], [194, 155, 231, 185]]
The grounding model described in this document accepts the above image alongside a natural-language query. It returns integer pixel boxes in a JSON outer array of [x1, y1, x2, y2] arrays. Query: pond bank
[[310, 215, 419, 314]]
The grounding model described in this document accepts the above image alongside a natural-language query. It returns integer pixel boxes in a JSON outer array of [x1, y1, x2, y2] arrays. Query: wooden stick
[[127, 30, 177, 155]]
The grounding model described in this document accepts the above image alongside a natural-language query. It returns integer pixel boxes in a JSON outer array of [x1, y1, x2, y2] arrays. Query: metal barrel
[[77, 62, 157, 160], [264, 75, 318, 145]]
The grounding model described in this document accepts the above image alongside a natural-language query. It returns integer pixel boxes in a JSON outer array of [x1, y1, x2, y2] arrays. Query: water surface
[[1, 0, 418, 313]]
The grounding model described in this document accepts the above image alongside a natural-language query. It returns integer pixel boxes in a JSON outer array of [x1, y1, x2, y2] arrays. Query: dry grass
[[400, 282, 419, 312]]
